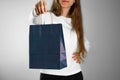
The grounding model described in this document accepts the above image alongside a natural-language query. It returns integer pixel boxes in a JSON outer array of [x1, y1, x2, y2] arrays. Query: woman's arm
[[72, 38, 90, 64]]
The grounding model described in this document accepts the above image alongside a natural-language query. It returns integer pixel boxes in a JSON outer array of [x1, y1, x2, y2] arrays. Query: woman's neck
[[61, 7, 70, 17]]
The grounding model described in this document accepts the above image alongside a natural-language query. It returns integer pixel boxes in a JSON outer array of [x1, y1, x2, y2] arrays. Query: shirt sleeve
[[84, 37, 90, 52]]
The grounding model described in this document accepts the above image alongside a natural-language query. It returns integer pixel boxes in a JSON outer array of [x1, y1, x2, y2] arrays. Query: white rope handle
[[49, 12, 53, 24], [40, 11, 53, 24]]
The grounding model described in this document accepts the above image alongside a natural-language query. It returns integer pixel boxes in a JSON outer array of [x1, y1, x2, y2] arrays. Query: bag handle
[[40, 11, 53, 24], [49, 12, 53, 24]]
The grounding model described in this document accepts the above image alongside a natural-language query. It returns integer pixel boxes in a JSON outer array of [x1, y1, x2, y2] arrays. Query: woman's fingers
[[35, 0, 47, 15], [35, 5, 40, 15], [43, 1, 47, 12], [72, 53, 81, 64], [35, 2, 41, 15], [40, 1, 44, 13]]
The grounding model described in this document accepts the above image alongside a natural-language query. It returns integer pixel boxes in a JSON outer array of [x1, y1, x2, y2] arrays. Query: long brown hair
[[51, 0, 87, 62]]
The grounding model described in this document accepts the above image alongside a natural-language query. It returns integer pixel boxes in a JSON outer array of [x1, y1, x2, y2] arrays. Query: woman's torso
[[33, 12, 82, 76]]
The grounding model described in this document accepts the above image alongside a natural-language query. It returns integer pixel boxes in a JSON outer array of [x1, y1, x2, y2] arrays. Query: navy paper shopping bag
[[29, 24, 67, 69]]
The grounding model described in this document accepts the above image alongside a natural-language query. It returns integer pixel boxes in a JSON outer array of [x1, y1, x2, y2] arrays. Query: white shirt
[[30, 12, 90, 76]]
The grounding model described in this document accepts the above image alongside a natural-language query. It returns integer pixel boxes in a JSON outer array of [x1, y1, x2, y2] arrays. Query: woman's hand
[[35, 0, 47, 15], [72, 52, 81, 64]]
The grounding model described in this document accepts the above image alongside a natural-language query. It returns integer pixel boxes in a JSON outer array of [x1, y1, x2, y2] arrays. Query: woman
[[32, 0, 90, 80]]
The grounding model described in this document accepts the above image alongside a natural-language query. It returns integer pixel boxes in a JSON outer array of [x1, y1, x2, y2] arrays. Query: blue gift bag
[[29, 24, 67, 69]]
